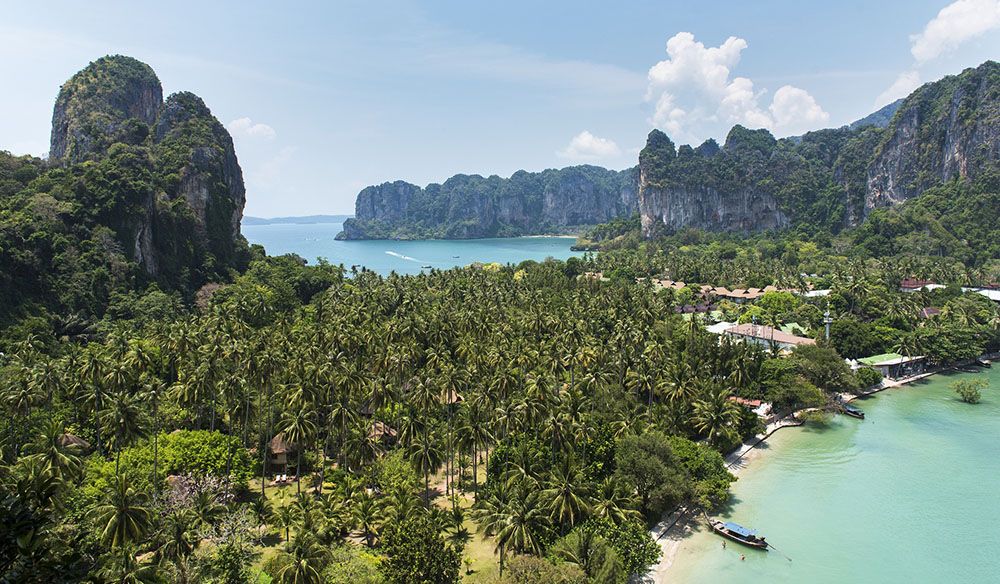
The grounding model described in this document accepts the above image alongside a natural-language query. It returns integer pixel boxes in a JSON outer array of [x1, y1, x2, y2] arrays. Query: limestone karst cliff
[[638, 61, 998, 237], [46, 55, 248, 280], [338, 165, 638, 239]]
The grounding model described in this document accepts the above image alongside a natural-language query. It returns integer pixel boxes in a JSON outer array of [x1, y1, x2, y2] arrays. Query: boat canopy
[[723, 522, 758, 537]]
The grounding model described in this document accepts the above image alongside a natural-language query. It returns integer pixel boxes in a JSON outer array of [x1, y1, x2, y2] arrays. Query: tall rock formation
[[47, 55, 248, 282], [50, 55, 163, 164], [865, 61, 999, 217], [338, 165, 637, 239], [638, 61, 999, 236], [638, 128, 788, 237]]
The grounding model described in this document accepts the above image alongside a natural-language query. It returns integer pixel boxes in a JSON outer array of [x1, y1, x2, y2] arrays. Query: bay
[[670, 367, 1000, 583], [241, 221, 582, 275]]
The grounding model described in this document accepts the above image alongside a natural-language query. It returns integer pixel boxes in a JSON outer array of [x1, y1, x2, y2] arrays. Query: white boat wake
[[385, 250, 423, 263]]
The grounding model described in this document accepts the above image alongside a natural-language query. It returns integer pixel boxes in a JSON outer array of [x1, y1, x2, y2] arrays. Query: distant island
[[243, 214, 352, 225]]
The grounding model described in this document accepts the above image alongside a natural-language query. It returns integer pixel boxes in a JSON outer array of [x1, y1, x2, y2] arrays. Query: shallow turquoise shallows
[[241, 221, 582, 275], [671, 367, 1000, 583]]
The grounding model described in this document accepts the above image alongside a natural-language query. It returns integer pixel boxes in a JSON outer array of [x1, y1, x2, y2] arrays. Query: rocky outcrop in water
[[338, 165, 637, 239]]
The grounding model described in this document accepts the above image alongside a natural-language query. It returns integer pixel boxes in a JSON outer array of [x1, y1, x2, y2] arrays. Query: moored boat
[[842, 403, 865, 419], [976, 357, 992, 368], [709, 519, 769, 549]]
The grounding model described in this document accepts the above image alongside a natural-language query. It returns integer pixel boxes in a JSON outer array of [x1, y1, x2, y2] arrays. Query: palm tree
[[276, 533, 328, 584], [351, 490, 383, 547], [590, 477, 641, 525], [550, 529, 624, 584], [272, 501, 298, 543], [157, 510, 197, 582], [408, 430, 444, 505], [103, 390, 146, 473], [23, 419, 84, 481], [92, 475, 152, 566], [541, 457, 592, 531], [692, 385, 741, 449], [98, 545, 158, 584], [280, 404, 318, 494]]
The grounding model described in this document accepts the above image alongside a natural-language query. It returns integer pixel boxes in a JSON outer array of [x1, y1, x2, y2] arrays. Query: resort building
[[722, 323, 816, 352], [899, 279, 945, 293], [728, 396, 773, 418], [858, 353, 926, 379]]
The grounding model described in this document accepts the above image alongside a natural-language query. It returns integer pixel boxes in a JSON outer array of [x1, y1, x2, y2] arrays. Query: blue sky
[[2, 0, 998, 216]]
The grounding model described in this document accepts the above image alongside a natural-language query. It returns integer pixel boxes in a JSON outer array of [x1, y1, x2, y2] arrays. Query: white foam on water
[[385, 250, 422, 263]]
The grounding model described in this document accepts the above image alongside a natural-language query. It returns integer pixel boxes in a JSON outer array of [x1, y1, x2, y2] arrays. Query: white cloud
[[556, 131, 621, 160], [645, 32, 828, 141], [874, 70, 922, 108], [227, 117, 276, 139], [769, 86, 830, 132], [910, 0, 1000, 64]]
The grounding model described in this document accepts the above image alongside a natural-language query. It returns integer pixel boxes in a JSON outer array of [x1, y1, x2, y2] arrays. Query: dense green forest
[[3, 245, 998, 583]]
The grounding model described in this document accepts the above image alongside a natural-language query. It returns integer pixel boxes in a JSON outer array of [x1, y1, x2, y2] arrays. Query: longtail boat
[[842, 403, 865, 419], [709, 519, 769, 549]]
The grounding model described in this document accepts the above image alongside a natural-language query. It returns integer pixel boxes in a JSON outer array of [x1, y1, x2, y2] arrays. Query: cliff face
[[50, 55, 163, 164], [865, 61, 999, 217], [338, 165, 638, 239], [639, 61, 999, 236], [47, 56, 248, 282], [153, 92, 247, 268], [638, 129, 788, 237]]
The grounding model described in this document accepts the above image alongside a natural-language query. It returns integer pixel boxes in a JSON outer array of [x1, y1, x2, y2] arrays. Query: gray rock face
[[637, 128, 789, 237], [865, 63, 1000, 217], [639, 183, 788, 236], [338, 166, 638, 239], [50, 55, 162, 164], [154, 92, 246, 247]]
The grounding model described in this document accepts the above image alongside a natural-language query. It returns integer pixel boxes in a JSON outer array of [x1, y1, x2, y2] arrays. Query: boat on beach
[[709, 519, 769, 549]]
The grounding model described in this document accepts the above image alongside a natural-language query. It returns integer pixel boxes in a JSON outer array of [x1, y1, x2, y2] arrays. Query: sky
[[2, 0, 998, 216]]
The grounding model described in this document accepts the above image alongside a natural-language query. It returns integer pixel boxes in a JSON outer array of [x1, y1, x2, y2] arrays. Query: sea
[[669, 366, 1000, 583], [241, 220, 582, 276]]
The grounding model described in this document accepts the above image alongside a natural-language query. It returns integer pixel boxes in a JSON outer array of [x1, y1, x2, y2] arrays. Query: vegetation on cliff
[[637, 61, 998, 237], [338, 165, 637, 240], [0, 56, 249, 330]]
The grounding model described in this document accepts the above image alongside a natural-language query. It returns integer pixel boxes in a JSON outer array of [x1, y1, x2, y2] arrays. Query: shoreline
[[644, 365, 953, 583]]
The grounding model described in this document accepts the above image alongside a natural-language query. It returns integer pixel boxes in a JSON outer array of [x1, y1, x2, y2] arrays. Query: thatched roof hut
[[269, 433, 296, 455], [368, 421, 398, 442], [57, 433, 91, 451]]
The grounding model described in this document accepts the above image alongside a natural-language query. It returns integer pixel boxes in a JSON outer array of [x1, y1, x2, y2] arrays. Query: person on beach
[[722, 541, 727, 549]]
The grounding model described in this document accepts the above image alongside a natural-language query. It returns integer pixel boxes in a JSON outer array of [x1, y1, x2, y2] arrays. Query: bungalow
[[268, 433, 296, 473], [919, 307, 941, 319], [899, 279, 945, 293], [858, 352, 926, 379], [723, 323, 816, 352]]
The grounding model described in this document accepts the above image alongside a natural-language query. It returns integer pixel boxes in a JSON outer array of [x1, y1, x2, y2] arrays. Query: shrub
[[952, 378, 987, 404]]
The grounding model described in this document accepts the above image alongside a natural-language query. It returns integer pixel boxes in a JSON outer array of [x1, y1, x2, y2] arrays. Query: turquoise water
[[241, 221, 582, 275], [671, 368, 1000, 583]]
